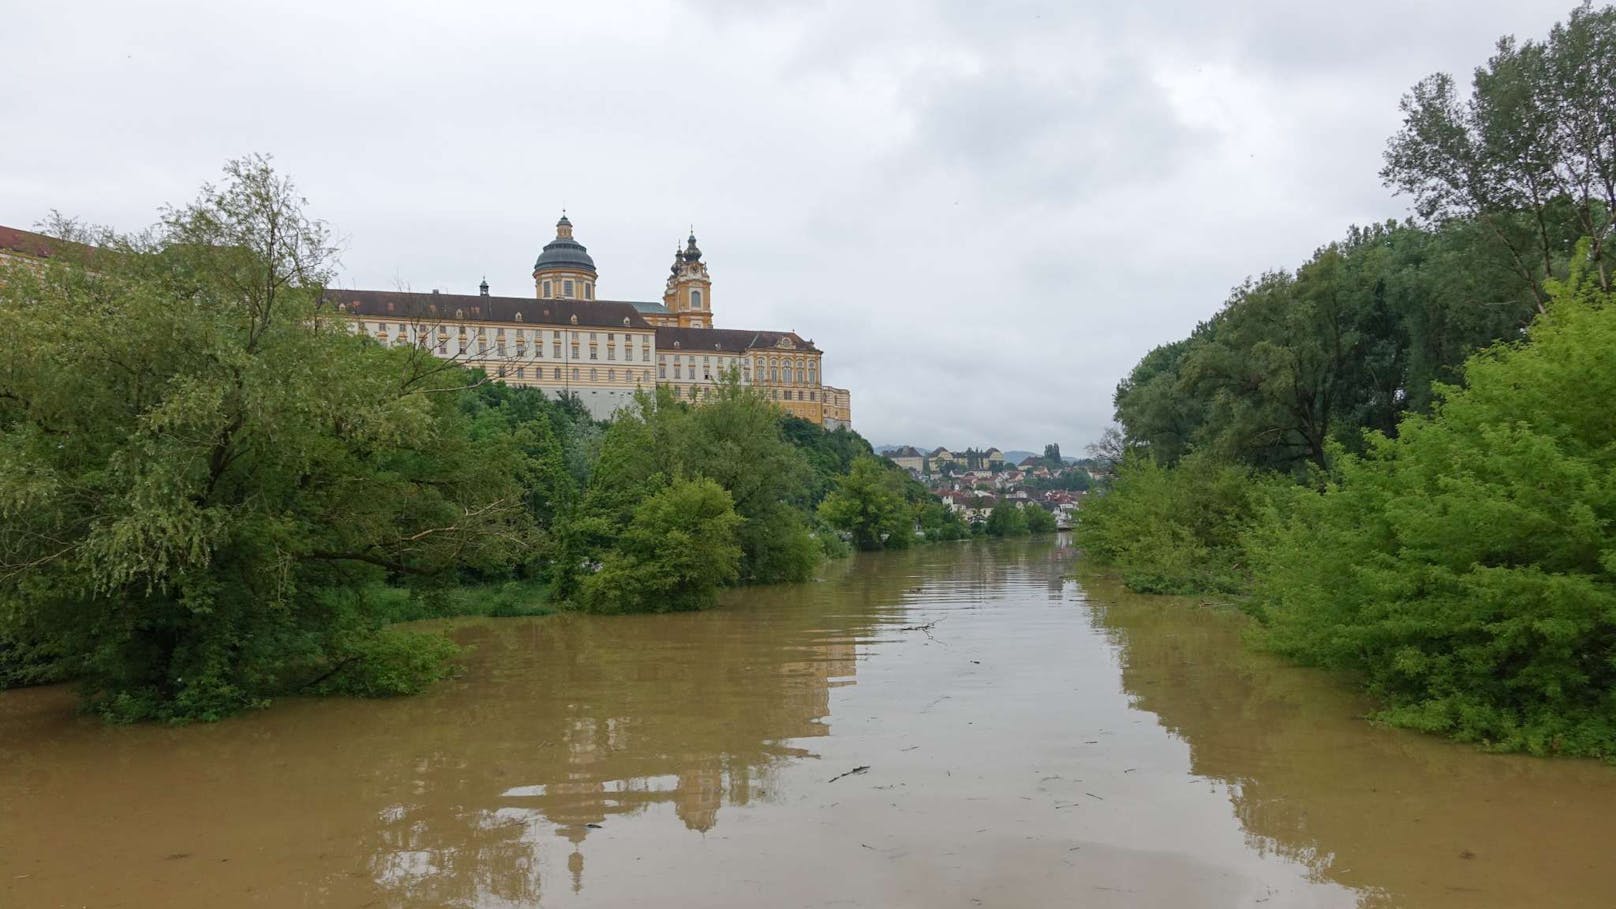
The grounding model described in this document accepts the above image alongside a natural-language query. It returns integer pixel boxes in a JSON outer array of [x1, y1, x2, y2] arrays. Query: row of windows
[[363, 322, 816, 383], [495, 366, 653, 384], [539, 278, 594, 300], [366, 323, 650, 348], [652, 354, 819, 386]]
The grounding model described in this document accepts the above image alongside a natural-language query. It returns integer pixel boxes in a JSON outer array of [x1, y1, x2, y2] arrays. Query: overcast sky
[[1, 0, 1576, 450]]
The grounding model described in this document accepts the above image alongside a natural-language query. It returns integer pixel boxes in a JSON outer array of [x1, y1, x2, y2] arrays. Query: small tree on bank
[[818, 456, 911, 550]]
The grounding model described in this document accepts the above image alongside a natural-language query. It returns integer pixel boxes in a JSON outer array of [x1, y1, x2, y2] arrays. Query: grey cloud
[[903, 61, 1209, 202], [0, 0, 1580, 452]]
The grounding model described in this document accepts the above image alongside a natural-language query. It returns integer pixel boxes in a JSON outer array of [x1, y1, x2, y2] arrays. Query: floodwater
[[3, 539, 1615, 908]]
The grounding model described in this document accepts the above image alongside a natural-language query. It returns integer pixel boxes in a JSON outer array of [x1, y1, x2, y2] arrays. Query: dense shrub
[[578, 478, 743, 614], [1076, 452, 1284, 595], [1249, 282, 1616, 756]]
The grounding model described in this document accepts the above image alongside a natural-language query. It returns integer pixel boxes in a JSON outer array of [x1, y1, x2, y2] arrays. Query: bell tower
[[663, 230, 712, 328]]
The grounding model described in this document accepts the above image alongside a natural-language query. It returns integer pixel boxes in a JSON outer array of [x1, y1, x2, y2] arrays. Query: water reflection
[[1086, 575, 1616, 908]]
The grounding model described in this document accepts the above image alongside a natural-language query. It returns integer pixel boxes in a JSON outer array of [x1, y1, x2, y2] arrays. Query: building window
[[659, 363, 667, 378], [589, 368, 597, 382], [810, 391, 817, 401], [770, 367, 779, 382], [542, 280, 552, 297], [809, 365, 817, 384], [563, 279, 575, 297], [554, 367, 561, 379], [783, 366, 793, 384], [585, 283, 593, 300], [516, 367, 525, 379], [692, 289, 702, 309], [571, 367, 579, 381]]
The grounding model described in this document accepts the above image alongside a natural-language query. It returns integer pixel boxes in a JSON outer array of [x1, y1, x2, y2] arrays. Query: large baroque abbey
[[329, 215, 852, 427]]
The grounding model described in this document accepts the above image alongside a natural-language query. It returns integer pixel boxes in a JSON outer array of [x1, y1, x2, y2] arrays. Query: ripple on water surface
[[2, 537, 1615, 907]]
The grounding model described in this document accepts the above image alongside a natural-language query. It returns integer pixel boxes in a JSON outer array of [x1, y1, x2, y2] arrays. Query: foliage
[[1024, 504, 1058, 534], [1248, 280, 1616, 756], [1076, 453, 1284, 595], [368, 578, 554, 623], [780, 414, 873, 506], [578, 477, 743, 614], [0, 158, 531, 720], [1115, 222, 1545, 476], [984, 501, 1029, 537], [1383, 2, 1616, 300], [818, 456, 913, 550], [304, 625, 461, 699], [917, 501, 970, 541]]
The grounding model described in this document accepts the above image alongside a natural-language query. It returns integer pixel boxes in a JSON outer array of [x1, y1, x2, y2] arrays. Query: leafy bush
[[984, 501, 1029, 537], [578, 477, 743, 614], [1077, 452, 1283, 595], [818, 456, 912, 550], [1249, 282, 1616, 756], [305, 628, 460, 698], [1025, 505, 1058, 534]]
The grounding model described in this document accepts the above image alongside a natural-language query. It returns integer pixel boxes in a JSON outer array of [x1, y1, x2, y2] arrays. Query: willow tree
[[0, 158, 533, 720]]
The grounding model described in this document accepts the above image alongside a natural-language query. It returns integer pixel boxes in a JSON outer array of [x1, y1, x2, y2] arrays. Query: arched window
[[691, 289, 703, 309]]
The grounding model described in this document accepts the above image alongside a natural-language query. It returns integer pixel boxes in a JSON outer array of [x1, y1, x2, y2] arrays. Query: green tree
[[984, 501, 1030, 537], [0, 158, 531, 721], [673, 380, 819, 583], [1076, 452, 1281, 595], [1383, 3, 1616, 300], [577, 477, 742, 614], [1025, 504, 1057, 534], [1249, 274, 1616, 756], [818, 456, 910, 550]]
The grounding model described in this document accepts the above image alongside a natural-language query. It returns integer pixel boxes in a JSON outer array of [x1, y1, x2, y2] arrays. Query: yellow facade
[[822, 386, 852, 429]]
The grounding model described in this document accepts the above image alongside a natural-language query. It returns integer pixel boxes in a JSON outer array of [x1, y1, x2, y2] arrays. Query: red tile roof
[[0, 225, 77, 260]]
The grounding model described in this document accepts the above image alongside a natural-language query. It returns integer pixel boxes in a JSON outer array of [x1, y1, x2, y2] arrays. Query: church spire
[[662, 224, 712, 328]]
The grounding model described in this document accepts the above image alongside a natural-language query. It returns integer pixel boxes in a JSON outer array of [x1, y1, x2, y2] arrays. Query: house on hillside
[[884, 445, 927, 476]]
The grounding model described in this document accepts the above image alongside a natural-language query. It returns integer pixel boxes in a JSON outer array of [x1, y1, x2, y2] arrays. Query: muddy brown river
[[3, 537, 1615, 907]]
